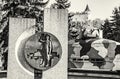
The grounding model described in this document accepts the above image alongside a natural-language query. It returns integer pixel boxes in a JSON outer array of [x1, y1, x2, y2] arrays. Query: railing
[[0, 69, 119, 79], [0, 71, 7, 78], [68, 68, 120, 79]]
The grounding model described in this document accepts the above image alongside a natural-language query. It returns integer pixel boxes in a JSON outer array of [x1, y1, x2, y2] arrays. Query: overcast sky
[[47, 0, 120, 20]]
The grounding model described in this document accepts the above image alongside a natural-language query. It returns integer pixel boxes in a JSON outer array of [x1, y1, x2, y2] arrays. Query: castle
[[71, 4, 90, 23]]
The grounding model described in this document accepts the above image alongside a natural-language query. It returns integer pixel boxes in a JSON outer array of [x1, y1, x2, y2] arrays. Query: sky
[[47, 0, 120, 20]]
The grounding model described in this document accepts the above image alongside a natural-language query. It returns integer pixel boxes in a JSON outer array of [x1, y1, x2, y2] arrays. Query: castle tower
[[84, 4, 90, 14]]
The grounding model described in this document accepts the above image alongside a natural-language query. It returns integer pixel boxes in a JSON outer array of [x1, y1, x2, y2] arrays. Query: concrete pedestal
[[7, 18, 36, 79], [43, 9, 68, 79]]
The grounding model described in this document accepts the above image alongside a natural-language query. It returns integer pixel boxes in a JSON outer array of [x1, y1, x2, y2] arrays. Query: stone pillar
[[99, 30, 103, 38], [7, 18, 35, 79], [43, 9, 68, 79]]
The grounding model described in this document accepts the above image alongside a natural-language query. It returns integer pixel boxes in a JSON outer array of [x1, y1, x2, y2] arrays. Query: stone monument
[[7, 8, 68, 79], [43, 8, 68, 79], [7, 18, 36, 79]]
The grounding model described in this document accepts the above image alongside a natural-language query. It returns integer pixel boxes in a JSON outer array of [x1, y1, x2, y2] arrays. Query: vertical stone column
[[44, 9, 68, 79], [99, 30, 103, 38], [7, 18, 35, 79]]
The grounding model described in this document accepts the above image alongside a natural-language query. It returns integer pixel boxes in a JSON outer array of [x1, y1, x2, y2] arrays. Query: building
[[71, 5, 90, 23]]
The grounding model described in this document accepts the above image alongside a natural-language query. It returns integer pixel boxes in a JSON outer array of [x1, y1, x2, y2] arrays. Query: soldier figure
[[39, 34, 53, 67]]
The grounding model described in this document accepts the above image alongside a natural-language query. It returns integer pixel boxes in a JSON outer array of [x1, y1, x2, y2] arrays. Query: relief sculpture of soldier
[[25, 33, 61, 70], [38, 34, 53, 67]]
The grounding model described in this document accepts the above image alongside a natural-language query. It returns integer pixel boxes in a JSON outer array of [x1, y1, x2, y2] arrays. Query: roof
[[84, 4, 90, 12]]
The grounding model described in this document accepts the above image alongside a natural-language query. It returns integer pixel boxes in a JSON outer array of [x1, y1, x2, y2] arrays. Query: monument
[[43, 8, 68, 79], [7, 7, 68, 79], [7, 18, 36, 79]]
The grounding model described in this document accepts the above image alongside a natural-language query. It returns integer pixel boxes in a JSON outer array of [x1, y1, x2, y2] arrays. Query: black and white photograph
[[0, 0, 120, 79]]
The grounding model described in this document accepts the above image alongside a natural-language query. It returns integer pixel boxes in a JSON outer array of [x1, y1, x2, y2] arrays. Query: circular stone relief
[[16, 31, 62, 74], [24, 32, 62, 70]]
